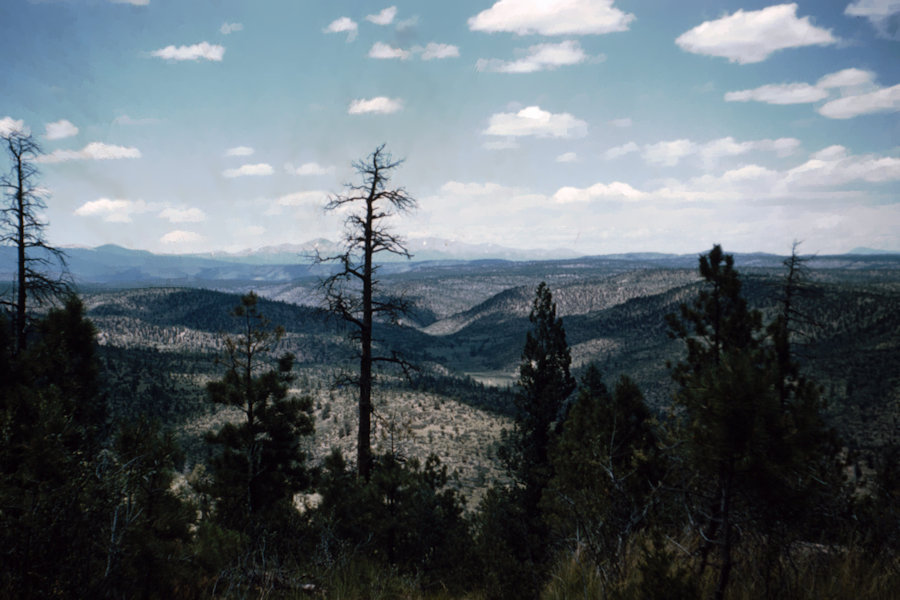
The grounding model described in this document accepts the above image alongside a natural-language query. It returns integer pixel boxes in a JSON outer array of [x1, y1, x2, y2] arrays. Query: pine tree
[[546, 366, 662, 578], [204, 292, 314, 529], [479, 282, 575, 599], [666, 244, 834, 600], [505, 281, 575, 504]]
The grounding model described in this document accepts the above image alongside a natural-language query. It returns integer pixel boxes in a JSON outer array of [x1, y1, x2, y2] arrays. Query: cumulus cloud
[[348, 97, 403, 114], [74, 198, 148, 223], [225, 146, 254, 157], [606, 137, 800, 167], [604, 141, 639, 159], [724, 68, 898, 119], [675, 4, 836, 64], [440, 181, 514, 196], [643, 139, 697, 167], [220, 22, 243, 35], [0, 116, 28, 136], [38, 142, 141, 163], [468, 0, 634, 36], [276, 191, 330, 207], [222, 163, 274, 178], [417, 42, 460, 60], [609, 117, 632, 128], [845, 0, 900, 39], [556, 152, 578, 163], [369, 42, 411, 60], [159, 207, 206, 223], [44, 119, 78, 140], [161, 230, 202, 244], [483, 106, 587, 138], [287, 162, 335, 176], [818, 84, 900, 119], [366, 6, 397, 26], [324, 17, 358, 42], [476, 40, 587, 73], [817, 68, 876, 89], [726, 68, 876, 105], [725, 83, 828, 104], [151, 41, 224, 61], [553, 182, 644, 203]]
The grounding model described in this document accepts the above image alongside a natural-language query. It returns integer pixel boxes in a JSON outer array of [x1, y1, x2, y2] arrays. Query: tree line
[[1, 136, 898, 598]]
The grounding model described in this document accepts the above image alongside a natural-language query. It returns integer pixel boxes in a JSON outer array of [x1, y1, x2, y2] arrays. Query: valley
[[77, 249, 900, 501]]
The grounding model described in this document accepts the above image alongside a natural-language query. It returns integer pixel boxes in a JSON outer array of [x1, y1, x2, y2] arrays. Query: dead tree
[[1, 130, 70, 354], [318, 144, 416, 481]]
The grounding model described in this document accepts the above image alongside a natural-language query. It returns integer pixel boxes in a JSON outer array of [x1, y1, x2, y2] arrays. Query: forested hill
[[83, 258, 900, 460]]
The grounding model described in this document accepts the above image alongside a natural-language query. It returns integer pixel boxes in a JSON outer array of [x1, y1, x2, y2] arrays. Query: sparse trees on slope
[[318, 144, 416, 481], [1, 130, 69, 354]]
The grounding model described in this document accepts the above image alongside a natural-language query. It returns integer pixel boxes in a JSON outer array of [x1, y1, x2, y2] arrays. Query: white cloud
[[553, 182, 644, 203], [468, 0, 635, 36], [348, 97, 403, 114], [222, 163, 274, 178], [151, 41, 224, 62], [366, 6, 397, 26], [817, 84, 900, 119], [44, 119, 78, 140], [817, 68, 876, 89], [0, 116, 28, 136], [725, 68, 877, 106], [418, 42, 460, 60], [110, 0, 149, 5], [276, 191, 329, 206], [161, 230, 202, 244], [159, 207, 206, 223], [845, 0, 900, 38], [369, 42, 411, 60], [725, 83, 829, 104], [643, 139, 698, 166], [846, 0, 900, 17], [440, 181, 512, 196], [604, 141, 639, 159], [220, 22, 243, 35], [785, 147, 900, 185], [612, 137, 800, 167], [324, 17, 358, 42], [225, 146, 254, 157], [38, 142, 141, 163], [609, 117, 632, 128], [699, 136, 800, 164], [476, 40, 587, 73], [75, 198, 148, 223], [675, 4, 836, 64], [483, 106, 588, 138], [288, 162, 335, 176], [556, 152, 578, 163]]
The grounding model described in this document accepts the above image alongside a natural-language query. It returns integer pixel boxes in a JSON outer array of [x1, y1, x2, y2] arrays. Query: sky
[[1, 0, 898, 256]]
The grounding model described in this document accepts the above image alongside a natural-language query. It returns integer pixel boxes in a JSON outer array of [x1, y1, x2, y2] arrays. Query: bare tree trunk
[[15, 155, 26, 354]]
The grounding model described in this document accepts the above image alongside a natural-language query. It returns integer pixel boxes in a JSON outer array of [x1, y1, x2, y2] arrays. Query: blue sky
[[1, 0, 898, 255]]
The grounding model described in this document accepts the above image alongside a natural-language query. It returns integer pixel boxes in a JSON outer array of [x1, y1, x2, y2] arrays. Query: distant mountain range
[[1, 239, 898, 286]]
